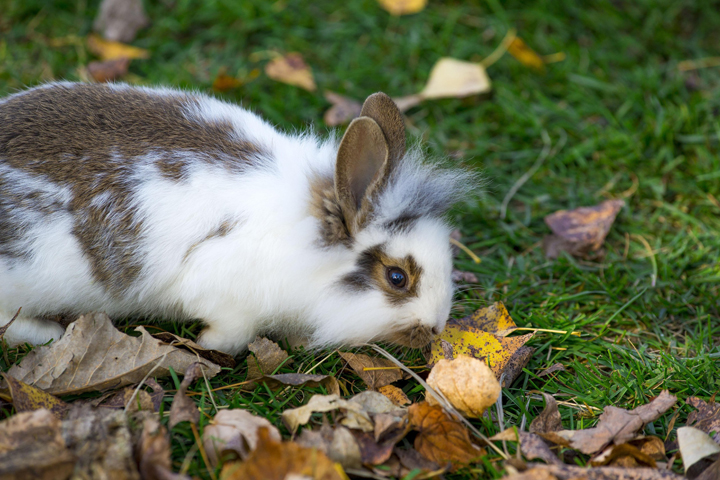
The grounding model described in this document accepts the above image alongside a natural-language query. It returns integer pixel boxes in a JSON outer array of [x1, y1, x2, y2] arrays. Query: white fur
[[0, 83, 460, 354]]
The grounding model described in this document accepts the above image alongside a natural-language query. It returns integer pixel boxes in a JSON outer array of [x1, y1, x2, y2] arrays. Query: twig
[[450, 237, 481, 263], [0, 307, 22, 340], [513, 327, 581, 336], [362, 365, 426, 371]]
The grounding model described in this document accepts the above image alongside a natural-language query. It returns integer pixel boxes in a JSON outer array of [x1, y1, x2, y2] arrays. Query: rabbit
[[0, 82, 472, 355]]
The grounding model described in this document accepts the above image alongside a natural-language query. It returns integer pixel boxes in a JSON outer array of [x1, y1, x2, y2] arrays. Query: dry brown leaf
[[297, 424, 362, 469], [63, 405, 143, 479], [421, 57, 492, 99], [246, 337, 290, 381], [394, 447, 446, 476], [0, 409, 76, 480], [265, 53, 316, 91], [220, 427, 344, 480], [507, 37, 546, 71], [324, 91, 362, 126], [93, 0, 149, 43], [408, 402, 483, 467], [212, 73, 243, 92], [252, 373, 340, 396], [134, 411, 189, 480], [687, 396, 720, 443], [678, 426, 720, 475], [0, 373, 69, 418], [543, 199, 624, 259], [374, 411, 409, 443], [7, 312, 220, 396], [452, 269, 478, 283], [203, 409, 282, 466], [696, 458, 720, 480], [590, 443, 658, 468], [152, 331, 236, 368], [507, 462, 685, 480], [429, 302, 534, 387], [490, 428, 562, 465], [529, 393, 563, 434], [95, 384, 156, 413], [168, 363, 203, 429], [282, 394, 354, 432], [378, 385, 411, 407], [377, 0, 427, 15], [538, 363, 566, 377], [353, 430, 403, 466], [87, 33, 149, 60], [339, 351, 402, 390], [540, 390, 677, 455], [426, 355, 500, 418]]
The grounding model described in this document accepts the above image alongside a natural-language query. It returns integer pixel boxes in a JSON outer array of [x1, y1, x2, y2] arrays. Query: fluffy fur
[[0, 83, 471, 355]]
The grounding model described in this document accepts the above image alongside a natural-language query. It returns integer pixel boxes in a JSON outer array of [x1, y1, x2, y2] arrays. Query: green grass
[[2, 0, 720, 478]]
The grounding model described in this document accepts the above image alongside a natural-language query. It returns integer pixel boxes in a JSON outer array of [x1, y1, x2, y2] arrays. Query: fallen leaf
[[426, 355, 500, 418], [62, 405, 142, 479], [152, 331, 236, 368], [134, 411, 189, 480], [212, 73, 242, 92], [324, 91, 362, 126], [220, 427, 344, 480], [169, 362, 203, 429], [353, 430, 403, 466], [282, 394, 354, 433], [429, 302, 534, 387], [696, 458, 720, 480], [538, 363, 566, 377], [297, 424, 362, 469], [490, 428, 562, 465], [687, 396, 720, 443], [203, 409, 282, 466], [0, 409, 76, 480], [246, 337, 290, 381], [543, 199, 624, 259], [252, 373, 340, 396], [505, 463, 684, 480], [678, 426, 720, 475], [590, 442, 658, 468], [507, 37, 546, 71], [378, 385, 411, 407], [0, 373, 69, 418], [394, 447, 445, 475], [452, 269, 478, 283], [421, 57, 492, 100], [374, 411, 409, 443], [265, 53, 316, 91], [87, 33, 150, 60], [339, 351, 402, 390], [377, 0, 427, 15], [408, 402, 483, 466], [94, 383, 156, 413], [529, 393, 563, 434], [93, 0, 149, 43], [7, 312, 220, 396], [539, 391, 677, 455]]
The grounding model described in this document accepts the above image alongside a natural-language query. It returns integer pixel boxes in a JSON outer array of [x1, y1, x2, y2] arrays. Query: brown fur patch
[[308, 172, 351, 247], [183, 219, 238, 261], [342, 244, 422, 306], [383, 323, 435, 348], [0, 83, 264, 293]]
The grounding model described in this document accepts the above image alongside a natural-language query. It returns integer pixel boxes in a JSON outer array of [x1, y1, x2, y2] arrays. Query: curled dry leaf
[[0, 373, 69, 418], [134, 411, 189, 480], [590, 443, 658, 468], [507, 37, 546, 72], [0, 409, 76, 480], [540, 390, 677, 455], [378, 385, 411, 407], [377, 0, 427, 15], [7, 312, 220, 396], [529, 393, 563, 434], [338, 351, 402, 390], [429, 302, 534, 387], [421, 58, 492, 100], [152, 331, 236, 368], [408, 402, 483, 467], [490, 428, 562, 465], [168, 362, 203, 429], [246, 336, 290, 382], [342, 391, 404, 432], [203, 409, 282, 466], [94, 383, 156, 413], [426, 354, 500, 418], [394, 448, 445, 476], [265, 53, 316, 91], [543, 199, 624, 259], [297, 424, 362, 469], [323, 91, 362, 126], [220, 427, 343, 480], [87, 33, 150, 60], [538, 363, 566, 377], [506, 462, 685, 480], [88, 58, 131, 83], [677, 426, 720, 474], [452, 269, 479, 283], [212, 73, 242, 92], [93, 0, 149, 43], [686, 396, 720, 443]]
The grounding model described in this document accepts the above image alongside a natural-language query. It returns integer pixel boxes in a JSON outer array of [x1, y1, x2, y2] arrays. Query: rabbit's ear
[[360, 92, 405, 166], [335, 116, 389, 235]]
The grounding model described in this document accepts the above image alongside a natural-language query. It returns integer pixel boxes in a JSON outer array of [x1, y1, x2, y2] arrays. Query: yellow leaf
[[86, 33, 149, 61], [507, 37, 545, 71], [429, 302, 534, 384], [377, 0, 427, 16], [378, 385, 411, 407], [265, 53, 316, 92], [426, 355, 500, 418], [1, 373, 69, 418], [419, 58, 492, 100]]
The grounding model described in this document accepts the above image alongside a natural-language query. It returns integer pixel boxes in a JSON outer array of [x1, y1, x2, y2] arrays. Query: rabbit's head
[[309, 93, 472, 349]]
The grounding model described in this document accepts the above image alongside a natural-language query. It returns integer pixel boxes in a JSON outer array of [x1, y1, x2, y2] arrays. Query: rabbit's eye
[[386, 267, 408, 289]]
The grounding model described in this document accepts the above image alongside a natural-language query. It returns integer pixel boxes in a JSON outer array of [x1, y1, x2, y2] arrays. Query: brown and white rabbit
[[0, 83, 471, 355]]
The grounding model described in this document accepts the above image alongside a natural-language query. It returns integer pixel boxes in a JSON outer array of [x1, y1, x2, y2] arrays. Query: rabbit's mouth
[[384, 322, 436, 348]]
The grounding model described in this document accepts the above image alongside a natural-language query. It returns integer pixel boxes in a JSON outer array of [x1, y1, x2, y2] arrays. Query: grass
[[1, 0, 720, 478]]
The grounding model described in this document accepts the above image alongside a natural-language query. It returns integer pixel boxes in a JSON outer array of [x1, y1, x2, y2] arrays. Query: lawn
[[1, 0, 720, 478]]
